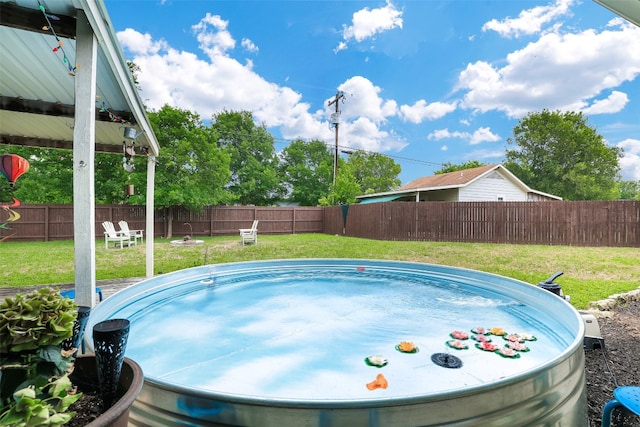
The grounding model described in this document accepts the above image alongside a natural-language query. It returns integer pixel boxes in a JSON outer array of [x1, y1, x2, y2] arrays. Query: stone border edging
[[582, 288, 640, 318]]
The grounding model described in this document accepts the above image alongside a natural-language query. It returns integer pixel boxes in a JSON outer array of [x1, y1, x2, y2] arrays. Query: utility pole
[[328, 90, 346, 185]]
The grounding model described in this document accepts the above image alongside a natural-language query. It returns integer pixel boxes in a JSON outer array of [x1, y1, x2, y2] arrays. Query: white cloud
[[618, 139, 640, 180], [399, 100, 458, 124], [241, 38, 259, 53], [334, 41, 348, 53], [117, 25, 408, 156], [326, 77, 407, 152], [337, 0, 403, 51], [582, 91, 629, 115], [470, 127, 501, 145], [192, 13, 236, 57], [335, 76, 397, 124], [118, 26, 318, 137], [116, 28, 168, 55], [457, 19, 640, 118], [428, 128, 469, 141], [427, 127, 500, 145], [482, 0, 574, 38]]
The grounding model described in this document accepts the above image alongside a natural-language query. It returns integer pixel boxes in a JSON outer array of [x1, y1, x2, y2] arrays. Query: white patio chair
[[102, 221, 133, 249], [239, 220, 259, 246], [118, 220, 144, 245]]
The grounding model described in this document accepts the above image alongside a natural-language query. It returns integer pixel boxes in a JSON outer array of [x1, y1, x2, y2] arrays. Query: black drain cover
[[431, 352, 463, 369]]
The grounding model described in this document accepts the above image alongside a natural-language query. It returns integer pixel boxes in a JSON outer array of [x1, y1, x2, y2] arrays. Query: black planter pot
[[70, 355, 143, 427]]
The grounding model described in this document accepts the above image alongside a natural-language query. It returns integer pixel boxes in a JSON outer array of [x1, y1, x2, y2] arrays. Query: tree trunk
[[166, 207, 173, 239]]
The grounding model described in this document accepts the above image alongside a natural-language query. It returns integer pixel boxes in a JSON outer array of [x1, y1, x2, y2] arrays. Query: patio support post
[[73, 10, 98, 308], [145, 157, 156, 277]]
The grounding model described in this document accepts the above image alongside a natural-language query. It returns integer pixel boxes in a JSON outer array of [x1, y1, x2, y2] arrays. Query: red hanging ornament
[[0, 154, 30, 188]]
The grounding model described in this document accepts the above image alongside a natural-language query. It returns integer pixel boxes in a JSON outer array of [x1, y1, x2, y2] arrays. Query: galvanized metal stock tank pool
[[86, 259, 587, 426]]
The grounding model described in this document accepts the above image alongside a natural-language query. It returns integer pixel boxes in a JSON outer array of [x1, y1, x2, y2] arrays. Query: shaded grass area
[[1, 234, 638, 309]]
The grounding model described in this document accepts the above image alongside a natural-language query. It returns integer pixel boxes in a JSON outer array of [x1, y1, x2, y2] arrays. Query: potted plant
[[0, 287, 143, 426]]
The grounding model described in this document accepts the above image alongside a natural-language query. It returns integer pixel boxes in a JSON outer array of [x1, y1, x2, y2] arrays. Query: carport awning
[[358, 194, 407, 204]]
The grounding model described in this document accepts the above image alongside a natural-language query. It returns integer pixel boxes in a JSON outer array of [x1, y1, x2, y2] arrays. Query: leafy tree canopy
[[347, 150, 401, 195], [319, 160, 360, 206], [0, 146, 165, 206], [0, 147, 73, 204], [148, 104, 231, 211], [212, 110, 284, 205], [279, 139, 333, 206], [504, 109, 621, 200], [618, 180, 640, 200], [434, 160, 486, 175]]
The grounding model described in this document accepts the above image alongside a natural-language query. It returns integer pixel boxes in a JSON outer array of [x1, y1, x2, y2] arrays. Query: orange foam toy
[[366, 373, 388, 390]]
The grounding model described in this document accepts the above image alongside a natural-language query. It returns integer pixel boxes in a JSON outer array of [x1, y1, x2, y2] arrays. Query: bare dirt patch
[[586, 299, 640, 427]]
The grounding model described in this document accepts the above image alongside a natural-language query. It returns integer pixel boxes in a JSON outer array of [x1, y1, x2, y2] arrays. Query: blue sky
[[104, 0, 640, 185]]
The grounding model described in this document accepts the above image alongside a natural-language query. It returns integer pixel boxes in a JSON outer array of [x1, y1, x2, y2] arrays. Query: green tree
[[319, 160, 360, 205], [212, 110, 283, 205], [0, 147, 73, 204], [346, 150, 401, 195], [0, 147, 149, 205], [279, 139, 333, 206], [504, 109, 621, 200], [147, 104, 231, 237], [618, 180, 640, 200], [94, 151, 143, 204], [127, 61, 141, 89], [434, 160, 486, 175]]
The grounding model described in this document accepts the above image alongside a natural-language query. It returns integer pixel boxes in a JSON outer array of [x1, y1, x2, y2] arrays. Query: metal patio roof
[[0, 0, 159, 307], [593, 0, 640, 28], [0, 0, 158, 155]]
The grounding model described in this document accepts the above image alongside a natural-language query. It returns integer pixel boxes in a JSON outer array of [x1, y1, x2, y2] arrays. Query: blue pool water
[[86, 259, 582, 403]]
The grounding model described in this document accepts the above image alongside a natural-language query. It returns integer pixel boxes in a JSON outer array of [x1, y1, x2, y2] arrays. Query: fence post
[[44, 205, 50, 242], [414, 202, 419, 240], [209, 206, 213, 237]]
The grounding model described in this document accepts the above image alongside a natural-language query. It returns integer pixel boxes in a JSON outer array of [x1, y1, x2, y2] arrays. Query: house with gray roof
[[356, 164, 561, 204]]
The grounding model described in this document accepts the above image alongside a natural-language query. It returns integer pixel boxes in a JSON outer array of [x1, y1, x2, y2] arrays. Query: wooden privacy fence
[[2, 201, 639, 247], [162, 206, 324, 238], [0, 205, 324, 242], [324, 201, 640, 247]]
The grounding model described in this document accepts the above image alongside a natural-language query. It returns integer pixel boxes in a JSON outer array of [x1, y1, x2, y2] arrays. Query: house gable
[[460, 169, 527, 201]]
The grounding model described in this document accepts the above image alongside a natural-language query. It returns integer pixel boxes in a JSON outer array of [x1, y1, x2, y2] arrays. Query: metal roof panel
[[0, 0, 159, 155]]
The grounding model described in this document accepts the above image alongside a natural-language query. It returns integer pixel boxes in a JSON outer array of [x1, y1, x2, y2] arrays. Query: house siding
[[423, 189, 459, 201], [459, 170, 527, 201]]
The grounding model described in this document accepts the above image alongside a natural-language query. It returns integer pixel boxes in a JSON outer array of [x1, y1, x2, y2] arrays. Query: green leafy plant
[[0, 288, 82, 426]]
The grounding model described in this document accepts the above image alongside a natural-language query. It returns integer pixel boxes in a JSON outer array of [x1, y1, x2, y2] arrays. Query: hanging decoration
[[97, 99, 130, 124], [0, 155, 30, 242], [123, 141, 135, 172], [38, 1, 77, 76], [0, 154, 30, 188]]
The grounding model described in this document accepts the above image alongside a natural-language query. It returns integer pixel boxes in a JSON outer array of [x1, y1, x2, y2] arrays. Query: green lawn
[[1, 234, 638, 309]]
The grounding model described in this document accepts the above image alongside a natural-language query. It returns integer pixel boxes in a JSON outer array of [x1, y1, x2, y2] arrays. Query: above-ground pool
[[86, 259, 587, 426]]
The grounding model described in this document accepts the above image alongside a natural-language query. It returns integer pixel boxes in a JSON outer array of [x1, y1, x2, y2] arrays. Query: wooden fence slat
[[1, 201, 638, 247], [324, 200, 640, 248]]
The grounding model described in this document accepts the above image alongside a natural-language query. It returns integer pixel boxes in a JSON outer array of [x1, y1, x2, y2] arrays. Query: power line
[[216, 130, 445, 168], [332, 143, 444, 167]]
